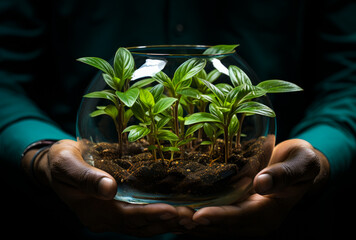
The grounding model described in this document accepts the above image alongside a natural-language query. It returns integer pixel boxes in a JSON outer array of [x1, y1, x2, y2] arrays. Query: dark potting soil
[[84, 137, 266, 196]]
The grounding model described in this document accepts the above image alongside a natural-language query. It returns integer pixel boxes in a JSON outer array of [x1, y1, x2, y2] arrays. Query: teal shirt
[[1, 0, 356, 179]]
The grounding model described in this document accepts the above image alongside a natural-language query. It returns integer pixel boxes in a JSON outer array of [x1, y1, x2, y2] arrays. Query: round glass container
[[76, 45, 276, 208]]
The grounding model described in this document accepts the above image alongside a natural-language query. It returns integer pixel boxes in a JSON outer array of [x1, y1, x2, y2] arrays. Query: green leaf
[[153, 97, 178, 115], [116, 76, 125, 91], [185, 112, 221, 125], [257, 80, 303, 93], [90, 105, 118, 120], [227, 84, 266, 106], [185, 123, 204, 138], [102, 74, 118, 90], [200, 141, 212, 145], [233, 101, 276, 117], [122, 125, 139, 133], [200, 94, 220, 105], [176, 87, 201, 99], [216, 83, 233, 95], [201, 80, 225, 103], [123, 125, 151, 142], [209, 103, 224, 122], [226, 85, 245, 104], [203, 44, 239, 55], [131, 102, 146, 122], [116, 88, 139, 107], [77, 57, 114, 77], [139, 89, 155, 108], [206, 69, 222, 83], [228, 115, 239, 136], [203, 123, 215, 138], [173, 58, 206, 86], [242, 85, 267, 100], [195, 69, 207, 80], [130, 78, 155, 89], [123, 109, 133, 126], [84, 90, 117, 104], [229, 65, 252, 87], [177, 137, 196, 146], [89, 108, 106, 118], [157, 130, 180, 141], [104, 105, 119, 120], [153, 71, 174, 89], [162, 147, 180, 152], [156, 116, 171, 129], [114, 47, 135, 81], [150, 84, 165, 102]]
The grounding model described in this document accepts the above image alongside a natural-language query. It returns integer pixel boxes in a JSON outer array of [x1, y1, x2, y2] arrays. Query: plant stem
[[173, 101, 180, 137], [197, 102, 206, 144], [116, 103, 124, 157], [148, 123, 157, 162], [155, 136, 165, 162], [209, 142, 214, 157], [114, 120, 122, 157], [236, 114, 246, 148], [223, 113, 233, 164], [150, 112, 165, 162], [224, 125, 229, 164]]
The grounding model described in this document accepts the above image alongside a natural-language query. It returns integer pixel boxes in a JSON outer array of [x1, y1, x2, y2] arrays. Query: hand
[[22, 139, 194, 237], [188, 139, 330, 237]]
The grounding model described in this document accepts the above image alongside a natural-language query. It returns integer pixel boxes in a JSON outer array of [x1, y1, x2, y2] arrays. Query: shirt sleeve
[[291, 1, 356, 179], [0, 1, 74, 168]]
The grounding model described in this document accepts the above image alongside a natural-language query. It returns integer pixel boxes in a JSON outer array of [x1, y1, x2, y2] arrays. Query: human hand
[[22, 139, 194, 237], [188, 139, 330, 237]]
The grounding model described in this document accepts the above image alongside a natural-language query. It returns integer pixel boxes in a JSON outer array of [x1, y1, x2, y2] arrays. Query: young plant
[[79, 44, 302, 166], [200, 122, 223, 157], [77, 47, 155, 156], [123, 88, 178, 161], [185, 64, 302, 163], [152, 58, 207, 140]]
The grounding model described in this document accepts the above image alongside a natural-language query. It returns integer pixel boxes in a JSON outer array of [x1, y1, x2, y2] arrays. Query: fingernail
[[195, 217, 210, 226], [160, 213, 175, 220], [98, 177, 115, 198], [256, 173, 273, 194]]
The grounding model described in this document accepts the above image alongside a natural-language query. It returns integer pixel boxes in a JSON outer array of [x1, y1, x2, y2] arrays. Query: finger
[[48, 140, 117, 200], [119, 203, 178, 225], [138, 206, 195, 236], [254, 144, 320, 195], [115, 203, 181, 237], [191, 195, 284, 237], [176, 206, 196, 231]]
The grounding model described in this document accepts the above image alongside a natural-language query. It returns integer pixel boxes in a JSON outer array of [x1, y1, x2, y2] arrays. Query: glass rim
[[126, 45, 236, 57]]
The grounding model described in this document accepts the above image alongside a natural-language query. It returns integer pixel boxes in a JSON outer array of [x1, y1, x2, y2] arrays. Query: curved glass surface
[[76, 45, 276, 208]]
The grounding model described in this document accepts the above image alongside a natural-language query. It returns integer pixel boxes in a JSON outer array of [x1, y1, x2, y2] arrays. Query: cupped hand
[[24, 139, 194, 237], [188, 139, 330, 237]]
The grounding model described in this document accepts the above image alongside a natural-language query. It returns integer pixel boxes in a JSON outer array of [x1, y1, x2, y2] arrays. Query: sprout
[[78, 45, 302, 164]]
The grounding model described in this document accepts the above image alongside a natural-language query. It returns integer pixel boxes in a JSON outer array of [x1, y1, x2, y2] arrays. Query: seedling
[[123, 88, 178, 161], [78, 45, 302, 165], [185, 65, 302, 163], [77, 47, 153, 156]]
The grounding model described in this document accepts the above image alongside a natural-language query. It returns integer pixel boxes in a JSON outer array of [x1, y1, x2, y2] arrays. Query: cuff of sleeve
[[0, 119, 75, 167], [294, 124, 354, 180]]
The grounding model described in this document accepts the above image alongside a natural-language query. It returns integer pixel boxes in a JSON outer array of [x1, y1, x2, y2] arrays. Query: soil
[[82, 137, 266, 196]]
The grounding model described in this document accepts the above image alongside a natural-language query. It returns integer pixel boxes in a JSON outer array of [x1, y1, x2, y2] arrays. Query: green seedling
[[185, 64, 302, 163], [79, 44, 302, 165], [123, 88, 178, 161]]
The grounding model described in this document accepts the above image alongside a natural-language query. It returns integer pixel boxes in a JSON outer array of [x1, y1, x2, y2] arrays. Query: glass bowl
[[76, 45, 276, 208]]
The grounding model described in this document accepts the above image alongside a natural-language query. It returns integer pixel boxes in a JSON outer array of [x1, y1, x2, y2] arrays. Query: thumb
[[48, 140, 117, 200], [253, 141, 321, 195]]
